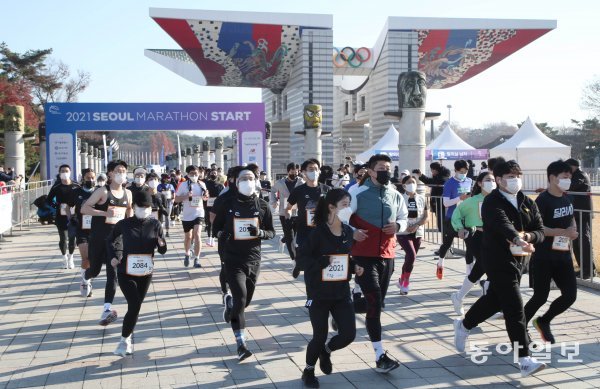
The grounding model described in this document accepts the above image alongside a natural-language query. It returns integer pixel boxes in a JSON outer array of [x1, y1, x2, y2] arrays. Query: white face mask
[[404, 183, 417, 193], [147, 180, 158, 189], [134, 177, 145, 185], [113, 173, 127, 185], [482, 181, 497, 193], [238, 180, 256, 196], [504, 177, 522, 194], [97, 181, 106, 187], [134, 205, 152, 219], [60, 172, 70, 181], [558, 178, 571, 192], [336, 206, 353, 224], [456, 173, 466, 181], [188, 175, 198, 183], [306, 171, 319, 181]]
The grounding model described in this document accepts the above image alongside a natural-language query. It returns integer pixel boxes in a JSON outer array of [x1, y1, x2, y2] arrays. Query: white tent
[[490, 117, 571, 170], [427, 123, 475, 151], [355, 124, 399, 162]]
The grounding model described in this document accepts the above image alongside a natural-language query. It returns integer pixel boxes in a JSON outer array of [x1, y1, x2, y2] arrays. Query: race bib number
[[552, 236, 570, 251], [190, 196, 202, 207], [306, 209, 316, 227], [509, 243, 527, 256], [150, 210, 159, 220], [322, 254, 349, 281], [234, 217, 259, 240], [126, 254, 153, 276], [60, 203, 68, 216], [105, 206, 127, 225], [163, 191, 172, 200], [207, 197, 216, 207], [82, 215, 92, 230]]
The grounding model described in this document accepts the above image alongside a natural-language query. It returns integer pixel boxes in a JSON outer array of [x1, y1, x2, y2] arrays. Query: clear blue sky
[[1, 0, 598, 129]]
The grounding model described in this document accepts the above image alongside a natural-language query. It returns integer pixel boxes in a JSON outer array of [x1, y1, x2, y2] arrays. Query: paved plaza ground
[[0, 222, 599, 388]]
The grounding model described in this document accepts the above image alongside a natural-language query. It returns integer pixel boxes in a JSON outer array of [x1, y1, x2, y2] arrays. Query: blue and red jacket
[[349, 178, 408, 259]]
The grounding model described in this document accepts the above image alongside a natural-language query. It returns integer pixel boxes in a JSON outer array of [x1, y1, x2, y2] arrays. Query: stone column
[[265, 122, 272, 179], [193, 145, 201, 167], [231, 134, 238, 167], [201, 141, 210, 168], [185, 147, 192, 167], [214, 137, 224, 170], [80, 141, 88, 171], [88, 145, 95, 172], [301, 105, 323, 163], [397, 108, 426, 174], [3, 105, 26, 178]]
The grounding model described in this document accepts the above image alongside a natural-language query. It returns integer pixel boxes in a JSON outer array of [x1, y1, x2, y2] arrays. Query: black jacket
[[481, 189, 544, 272], [568, 168, 592, 211], [298, 223, 354, 300], [107, 216, 167, 274], [212, 193, 275, 263], [420, 167, 451, 211]]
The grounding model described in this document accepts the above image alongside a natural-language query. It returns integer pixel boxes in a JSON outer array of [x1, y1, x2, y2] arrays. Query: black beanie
[[133, 190, 152, 207]]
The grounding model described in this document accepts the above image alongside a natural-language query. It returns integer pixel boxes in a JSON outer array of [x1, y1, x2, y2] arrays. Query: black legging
[[56, 224, 75, 255], [353, 256, 395, 342], [438, 218, 457, 259], [226, 259, 260, 332], [118, 273, 152, 337], [466, 231, 485, 283], [279, 216, 297, 260], [217, 236, 228, 294], [524, 254, 577, 325], [85, 235, 117, 304], [205, 211, 213, 238], [306, 298, 356, 366]]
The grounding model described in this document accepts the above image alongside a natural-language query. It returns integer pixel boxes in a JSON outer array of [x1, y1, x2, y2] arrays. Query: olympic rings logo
[[332, 47, 371, 68]]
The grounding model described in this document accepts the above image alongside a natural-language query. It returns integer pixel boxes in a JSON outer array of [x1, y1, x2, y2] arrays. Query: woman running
[[107, 190, 167, 357], [298, 188, 356, 388], [396, 175, 429, 295], [450, 172, 496, 315]]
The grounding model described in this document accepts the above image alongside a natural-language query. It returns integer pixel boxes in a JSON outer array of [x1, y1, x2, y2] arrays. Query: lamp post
[[446, 104, 452, 124]]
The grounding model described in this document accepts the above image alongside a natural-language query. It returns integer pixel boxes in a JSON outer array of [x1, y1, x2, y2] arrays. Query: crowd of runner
[[43, 153, 595, 387]]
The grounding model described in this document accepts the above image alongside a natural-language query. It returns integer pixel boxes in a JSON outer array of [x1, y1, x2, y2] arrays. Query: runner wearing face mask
[[348, 154, 408, 373], [128, 167, 150, 195], [146, 173, 169, 236], [212, 169, 275, 361], [270, 163, 304, 261], [175, 165, 208, 268], [454, 160, 546, 377], [81, 160, 133, 325], [96, 173, 107, 188], [286, 159, 330, 279], [396, 175, 428, 295], [204, 170, 224, 247], [70, 168, 97, 297], [107, 190, 167, 357], [46, 164, 80, 269], [524, 160, 578, 345], [436, 160, 473, 279], [450, 172, 496, 315], [157, 174, 175, 228], [297, 188, 356, 388]]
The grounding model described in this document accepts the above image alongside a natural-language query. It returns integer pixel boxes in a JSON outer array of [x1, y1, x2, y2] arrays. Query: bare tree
[[581, 77, 600, 117]]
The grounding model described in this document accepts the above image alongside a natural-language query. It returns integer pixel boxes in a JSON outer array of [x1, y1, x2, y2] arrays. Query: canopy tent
[[490, 117, 571, 170], [427, 123, 475, 151], [355, 124, 399, 163]]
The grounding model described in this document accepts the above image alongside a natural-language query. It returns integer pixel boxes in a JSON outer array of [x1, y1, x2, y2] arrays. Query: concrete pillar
[[193, 145, 201, 167], [3, 105, 26, 178], [201, 141, 210, 168], [231, 133, 238, 167], [397, 108, 426, 174], [96, 149, 102, 174], [39, 122, 47, 180], [214, 137, 224, 170], [88, 145, 95, 172], [80, 141, 88, 170], [302, 105, 323, 163], [265, 123, 272, 179], [185, 147, 192, 167]]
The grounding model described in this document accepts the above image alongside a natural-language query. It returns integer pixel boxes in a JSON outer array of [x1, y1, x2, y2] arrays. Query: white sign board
[[48, 133, 75, 180]]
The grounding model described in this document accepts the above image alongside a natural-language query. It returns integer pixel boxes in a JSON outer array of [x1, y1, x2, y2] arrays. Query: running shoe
[[436, 264, 444, 280], [519, 356, 546, 377], [165, 231, 169, 238], [99, 309, 118, 326], [453, 319, 470, 352], [375, 352, 400, 374], [451, 292, 464, 316], [223, 293, 233, 323], [87, 284, 93, 297], [319, 349, 332, 375], [205, 238, 212, 247], [184, 255, 190, 267], [237, 345, 253, 361], [292, 265, 301, 279], [62, 255, 69, 269], [399, 282, 410, 295], [113, 338, 132, 357], [533, 317, 556, 344], [68, 254, 75, 269], [193, 258, 201, 268], [80, 282, 91, 298], [301, 368, 320, 388], [329, 316, 338, 332]]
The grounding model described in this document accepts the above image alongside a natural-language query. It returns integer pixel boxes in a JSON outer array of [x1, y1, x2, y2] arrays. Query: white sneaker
[[519, 356, 546, 377], [67, 254, 75, 269], [453, 319, 470, 352], [62, 255, 69, 269], [113, 337, 132, 357], [451, 293, 465, 316]]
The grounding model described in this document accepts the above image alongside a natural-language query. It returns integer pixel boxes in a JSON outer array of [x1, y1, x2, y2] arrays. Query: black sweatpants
[[438, 218, 457, 259], [56, 224, 75, 255], [573, 212, 594, 278], [205, 210, 213, 238], [118, 273, 152, 338], [466, 231, 485, 283], [524, 253, 577, 325], [226, 259, 261, 332], [306, 298, 356, 366], [217, 236, 228, 294], [463, 261, 530, 358], [353, 256, 395, 342], [85, 234, 117, 304], [279, 216, 297, 260]]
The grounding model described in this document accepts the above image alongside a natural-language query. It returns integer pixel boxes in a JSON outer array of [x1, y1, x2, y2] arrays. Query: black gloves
[[248, 225, 266, 239]]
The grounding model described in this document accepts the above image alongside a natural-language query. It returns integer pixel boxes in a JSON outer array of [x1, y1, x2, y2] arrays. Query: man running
[[348, 153, 408, 373], [82, 159, 133, 325], [524, 160, 578, 344], [204, 169, 224, 247], [270, 163, 303, 261], [128, 167, 149, 195]]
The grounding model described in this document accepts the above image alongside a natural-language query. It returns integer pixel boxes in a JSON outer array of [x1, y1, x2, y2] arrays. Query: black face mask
[[375, 171, 392, 185], [83, 180, 95, 189]]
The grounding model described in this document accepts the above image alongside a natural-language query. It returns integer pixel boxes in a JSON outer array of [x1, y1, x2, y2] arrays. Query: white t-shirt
[[176, 180, 207, 221]]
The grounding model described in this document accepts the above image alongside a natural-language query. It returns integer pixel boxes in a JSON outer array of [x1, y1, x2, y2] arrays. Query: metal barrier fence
[[1, 180, 53, 235], [422, 189, 598, 289]]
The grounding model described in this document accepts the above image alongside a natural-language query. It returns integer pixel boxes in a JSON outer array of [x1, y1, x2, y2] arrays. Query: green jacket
[[451, 193, 485, 231]]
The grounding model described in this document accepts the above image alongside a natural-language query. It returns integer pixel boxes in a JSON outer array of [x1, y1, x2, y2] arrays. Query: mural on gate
[[415, 28, 552, 89], [153, 18, 303, 90]]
